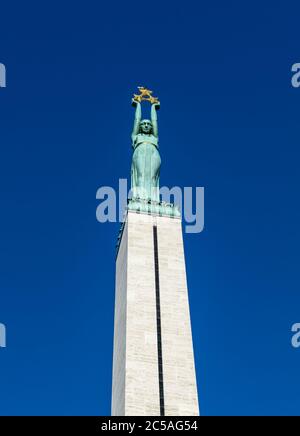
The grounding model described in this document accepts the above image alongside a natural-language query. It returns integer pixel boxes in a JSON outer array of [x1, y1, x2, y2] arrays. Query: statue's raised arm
[[131, 101, 141, 142], [151, 102, 159, 138]]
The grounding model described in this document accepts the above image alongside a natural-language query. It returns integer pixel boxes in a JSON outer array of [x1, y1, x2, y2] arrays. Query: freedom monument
[[111, 87, 199, 416]]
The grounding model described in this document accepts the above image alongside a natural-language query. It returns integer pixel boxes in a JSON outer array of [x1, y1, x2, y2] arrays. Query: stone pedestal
[[111, 210, 199, 416]]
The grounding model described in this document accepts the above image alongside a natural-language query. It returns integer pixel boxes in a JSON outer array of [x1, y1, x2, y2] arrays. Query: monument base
[[127, 198, 181, 218], [112, 210, 199, 416]]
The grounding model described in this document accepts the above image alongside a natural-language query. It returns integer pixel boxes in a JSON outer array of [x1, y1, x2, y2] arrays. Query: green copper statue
[[128, 87, 180, 218], [131, 95, 160, 202]]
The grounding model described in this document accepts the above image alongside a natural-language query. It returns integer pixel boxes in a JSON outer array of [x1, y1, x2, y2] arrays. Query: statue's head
[[140, 119, 152, 134]]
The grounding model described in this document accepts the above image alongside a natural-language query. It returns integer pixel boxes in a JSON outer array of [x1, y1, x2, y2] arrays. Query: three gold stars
[[132, 86, 160, 105]]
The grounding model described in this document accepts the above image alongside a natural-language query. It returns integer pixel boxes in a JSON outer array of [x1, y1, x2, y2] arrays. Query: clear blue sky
[[0, 1, 300, 416]]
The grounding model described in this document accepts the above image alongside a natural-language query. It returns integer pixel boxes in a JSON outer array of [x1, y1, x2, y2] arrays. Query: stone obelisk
[[111, 88, 199, 416]]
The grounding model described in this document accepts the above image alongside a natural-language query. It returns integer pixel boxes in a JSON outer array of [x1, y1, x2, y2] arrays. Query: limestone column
[[111, 211, 199, 416]]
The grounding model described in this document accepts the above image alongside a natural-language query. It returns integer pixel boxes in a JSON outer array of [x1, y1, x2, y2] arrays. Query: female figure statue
[[131, 100, 161, 202]]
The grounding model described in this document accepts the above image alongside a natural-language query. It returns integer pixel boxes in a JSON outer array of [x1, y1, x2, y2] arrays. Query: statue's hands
[[132, 98, 141, 108], [152, 101, 160, 110]]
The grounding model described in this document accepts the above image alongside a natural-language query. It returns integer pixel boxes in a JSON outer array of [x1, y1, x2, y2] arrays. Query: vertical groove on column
[[153, 225, 165, 416]]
